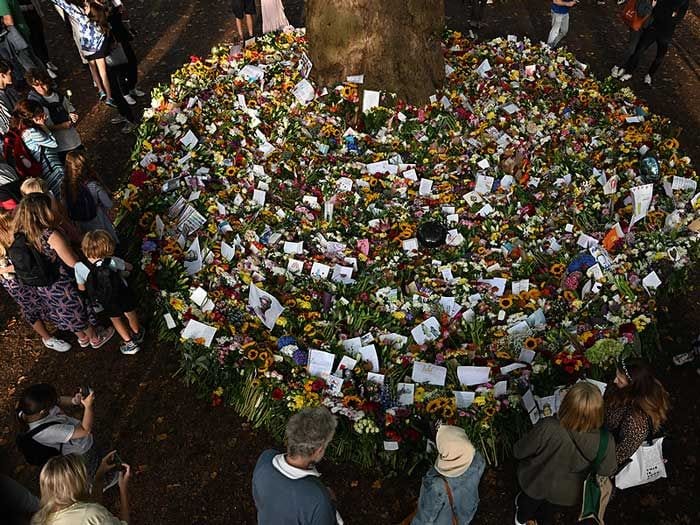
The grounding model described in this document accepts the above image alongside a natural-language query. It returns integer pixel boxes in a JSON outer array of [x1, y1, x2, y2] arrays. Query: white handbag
[[615, 436, 666, 489]]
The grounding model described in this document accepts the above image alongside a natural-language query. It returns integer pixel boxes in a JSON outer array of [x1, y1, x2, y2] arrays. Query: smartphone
[[80, 386, 91, 397], [113, 451, 125, 471]]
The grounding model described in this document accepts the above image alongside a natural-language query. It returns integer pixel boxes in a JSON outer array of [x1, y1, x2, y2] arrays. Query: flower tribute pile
[[121, 30, 699, 468]]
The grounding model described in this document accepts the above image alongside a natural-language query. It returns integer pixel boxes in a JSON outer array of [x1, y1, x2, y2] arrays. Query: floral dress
[[35, 229, 94, 332], [0, 271, 46, 325]]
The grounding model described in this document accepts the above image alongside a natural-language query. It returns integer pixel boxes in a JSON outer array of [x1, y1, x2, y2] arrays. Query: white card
[[252, 189, 266, 206], [453, 391, 475, 409], [221, 241, 235, 261], [367, 372, 385, 385], [475, 175, 493, 194], [457, 366, 490, 386], [397, 383, 415, 406], [518, 349, 536, 364], [411, 361, 447, 386], [292, 79, 315, 105], [410, 316, 441, 344], [180, 130, 199, 149], [341, 337, 362, 352], [359, 344, 379, 372], [310, 262, 331, 279], [500, 362, 527, 375], [494, 380, 507, 398], [419, 178, 433, 196], [334, 355, 357, 376], [331, 264, 354, 284], [181, 319, 216, 347], [308, 349, 336, 378], [283, 241, 304, 254], [164, 313, 176, 329], [286, 258, 304, 275], [402, 238, 419, 252], [362, 89, 381, 113]]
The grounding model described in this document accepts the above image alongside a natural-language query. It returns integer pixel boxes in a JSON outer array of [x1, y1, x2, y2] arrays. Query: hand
[[69, 112, 79, 124], [118, 463, 131, 490], [81, 389, 95, 408], [96, 450, 116, 479]]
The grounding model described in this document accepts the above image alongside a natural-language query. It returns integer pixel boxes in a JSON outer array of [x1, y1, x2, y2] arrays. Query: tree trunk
[[306, 0, 445, 106]]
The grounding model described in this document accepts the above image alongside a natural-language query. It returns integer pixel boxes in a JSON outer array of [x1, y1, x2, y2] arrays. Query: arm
[[48, 0, 81, 19], [118, 465, 131, 523], [70, 390, 95, 439], [614, 412, 648, 465], [0, 264, 14, 274], [24, 128, 59, 150], [93, 183, 114, 209], [48, 230, 79, 268]]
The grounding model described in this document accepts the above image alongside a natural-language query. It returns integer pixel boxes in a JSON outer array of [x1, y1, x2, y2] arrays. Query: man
[[0, 0, 48, 78], [252, 407, 339, 525], [232, 0, 256, 42], [0, 59, 19, 134], [547, 0, 578, 48], [619, 0, 689, 85]]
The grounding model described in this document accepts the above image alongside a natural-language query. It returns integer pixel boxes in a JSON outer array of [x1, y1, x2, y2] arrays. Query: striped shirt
[[48, 0, 106, 54]]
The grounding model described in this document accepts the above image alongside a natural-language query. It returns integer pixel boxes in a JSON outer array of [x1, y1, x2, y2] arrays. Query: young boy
[[232, 0, 256, 42], [75, 230, 144, 355], [25, 68, 83, 163]]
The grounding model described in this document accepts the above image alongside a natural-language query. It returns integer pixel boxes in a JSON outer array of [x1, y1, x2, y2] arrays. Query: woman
[[605, 358, 670, 466], [261, 0, 290, 34], [31, 453, 131, 525], [10, 99, 64, 196], [13, 192, 114, 348], [0, 210, 71, 351], [513, 382, 617, 525], [20, 177, 83, 246], [63, 150, 117, 241], [411, 424, 485, 525], [47, 0, 116, 106]]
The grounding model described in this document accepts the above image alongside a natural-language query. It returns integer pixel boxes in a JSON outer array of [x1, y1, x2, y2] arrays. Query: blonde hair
[[13, 193, 57, 249], [558, 382, 604, 432], [0, 210, 13, 256], [31, 454, 90, 525], [20, 177, 49, 196], [81, 229, 115, 259]]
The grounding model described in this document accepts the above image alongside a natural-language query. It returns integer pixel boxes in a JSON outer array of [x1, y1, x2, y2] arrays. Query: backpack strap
[[440, 476, 459, 525], [568, 429, 609, 472]]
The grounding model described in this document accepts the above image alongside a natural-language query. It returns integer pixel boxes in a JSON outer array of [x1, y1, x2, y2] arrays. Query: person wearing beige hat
[[411, 424, 486, 525]]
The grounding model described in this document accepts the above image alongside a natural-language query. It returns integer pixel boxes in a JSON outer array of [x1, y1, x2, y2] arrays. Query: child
[[62, 150, 117, 241], [20, 177, 83, 246], [26, 68, 83, 163], [16, 383, 97, 473], [75, 229, 144, 355]]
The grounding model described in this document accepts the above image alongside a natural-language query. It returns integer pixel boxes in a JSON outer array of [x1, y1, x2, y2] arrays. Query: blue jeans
[[0, 474, 40, 522]]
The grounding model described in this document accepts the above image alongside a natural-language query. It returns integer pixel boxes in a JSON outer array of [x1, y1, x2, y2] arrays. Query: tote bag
[[105, 43, 128, 67], [615, 437, 666, 489]]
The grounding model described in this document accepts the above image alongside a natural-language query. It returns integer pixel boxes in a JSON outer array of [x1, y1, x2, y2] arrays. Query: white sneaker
[[514, 493, 527, 525], [130, 88, 146, 97], [46, 61, 59, 72], [620, 73, 632, 82], [110, 115, 128, 125], [47, 69, 58, 80], [644, 74, 652, 85], [43, 337, 71, 352], [611, 66, 621, 78], [123, 94, 137, 106]]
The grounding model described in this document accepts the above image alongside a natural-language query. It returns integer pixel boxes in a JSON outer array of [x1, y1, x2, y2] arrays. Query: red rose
[[271, 387, 284, 400], [130, 169, 148, 187]]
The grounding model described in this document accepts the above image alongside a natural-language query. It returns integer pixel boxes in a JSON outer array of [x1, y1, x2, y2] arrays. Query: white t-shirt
[[28, 406, 94, 455], [74, 257, 127, 286]]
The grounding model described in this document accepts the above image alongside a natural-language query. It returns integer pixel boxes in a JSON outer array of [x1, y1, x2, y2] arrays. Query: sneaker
[[121, 122, 137, 134], [47, 69, 58, 80], [123, 94, 137, 106], [644, 74, 652, 85], [90, 326, 115, 349], [620, 73, 632, 82], [673, 338, 700, 366], [133, 328, 146, 344], [120, 340, 141, 355], [110, 115, 128, 125], [98, 90, 107, 102], [46, 61, 59, 72], [104, 98, 118, 108], [43, 337, 71, 352], [130, 88, 146, 97], [78, 337, 91, 348], [611, 66, 621, 78]]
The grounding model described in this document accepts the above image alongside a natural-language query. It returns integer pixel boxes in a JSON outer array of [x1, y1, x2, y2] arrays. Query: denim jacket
[[412, 451, 486, 525]]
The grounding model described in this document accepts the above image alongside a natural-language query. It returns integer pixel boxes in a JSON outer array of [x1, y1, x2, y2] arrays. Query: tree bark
[[306, 0, 445, 106]]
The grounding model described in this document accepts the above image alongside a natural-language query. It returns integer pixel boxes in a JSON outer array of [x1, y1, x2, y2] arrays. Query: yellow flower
[[473, 396, 486, 407], [414, 386, 426, 403], [276, 316, 288, 327]]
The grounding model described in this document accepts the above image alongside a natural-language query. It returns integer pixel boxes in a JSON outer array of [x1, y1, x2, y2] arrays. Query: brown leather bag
[[620, 0, 651, 31]]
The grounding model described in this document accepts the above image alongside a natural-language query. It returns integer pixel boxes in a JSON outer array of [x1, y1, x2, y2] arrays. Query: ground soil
[[1, 1, 698, 524]]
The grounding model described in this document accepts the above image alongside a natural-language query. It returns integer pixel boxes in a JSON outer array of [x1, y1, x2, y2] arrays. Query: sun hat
[[434, 424, 475, 478]]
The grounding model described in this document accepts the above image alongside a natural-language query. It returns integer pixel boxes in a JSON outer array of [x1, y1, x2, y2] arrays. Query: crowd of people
[[0, 1, 693, 525]]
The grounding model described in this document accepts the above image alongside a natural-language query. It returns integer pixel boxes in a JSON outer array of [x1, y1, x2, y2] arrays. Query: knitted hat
[[434, 425, 475, 478]]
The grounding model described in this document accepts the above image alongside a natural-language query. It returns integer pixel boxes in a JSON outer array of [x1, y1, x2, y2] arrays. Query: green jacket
[[513, 416, 617, 506], [0, 0, 30, 40]]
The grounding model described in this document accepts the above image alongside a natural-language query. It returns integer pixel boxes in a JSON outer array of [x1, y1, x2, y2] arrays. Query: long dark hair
[[62, 150, 105, 208], [16, 383, 58, 430], [606, 358, 670, 431], [85, 1, 110, 36]]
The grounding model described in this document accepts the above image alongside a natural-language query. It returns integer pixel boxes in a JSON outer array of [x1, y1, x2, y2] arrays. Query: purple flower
[[292, 348, 308, 366], [142, 240, 158, 252]]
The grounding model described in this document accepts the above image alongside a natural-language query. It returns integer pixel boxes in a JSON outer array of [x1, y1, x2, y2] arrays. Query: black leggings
[[23, 10, 50, 63], [624, 27, 672, 78], [516, 492, 559, 525], [108, 10, 139, 92]]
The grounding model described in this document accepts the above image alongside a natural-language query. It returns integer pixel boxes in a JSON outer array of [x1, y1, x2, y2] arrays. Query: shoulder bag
[[615, 416, 666, 489], [569, 429, 609, 524]]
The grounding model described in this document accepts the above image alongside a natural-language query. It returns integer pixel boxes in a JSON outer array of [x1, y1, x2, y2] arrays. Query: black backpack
[[85, 258, 126, 307], [16, 421, 63, 466], [67, 183, 98, 222], [8, 233, 59, 287], [29, 91, 70, 126]]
